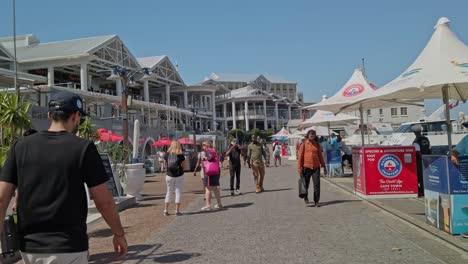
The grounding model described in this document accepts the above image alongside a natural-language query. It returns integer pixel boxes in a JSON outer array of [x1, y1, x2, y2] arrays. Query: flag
[[449, 100, 459, 109]]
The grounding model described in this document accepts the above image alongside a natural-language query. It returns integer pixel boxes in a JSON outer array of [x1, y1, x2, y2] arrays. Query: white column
[[275, 102, 279, 129], [211, 91, 216, 131], [288, 105, 292, 120], [223, 103, 227, 131], [184, 90, 188, 108], [232, 101, 237, 129], [47, 66, 54, 87], [80, 63, 88, 91], [143, 80, 150, 102], [116, 80, 122, 96], [166, 84, 170, 105], [263, 100, 268, 130], [245, 100, 250, 131]]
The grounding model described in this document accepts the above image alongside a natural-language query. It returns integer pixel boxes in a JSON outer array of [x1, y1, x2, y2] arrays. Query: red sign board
[[353, 146, 418, 197]]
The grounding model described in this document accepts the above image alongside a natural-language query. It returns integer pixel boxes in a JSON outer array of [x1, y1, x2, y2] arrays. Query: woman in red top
[[297, 130, 327, 207]]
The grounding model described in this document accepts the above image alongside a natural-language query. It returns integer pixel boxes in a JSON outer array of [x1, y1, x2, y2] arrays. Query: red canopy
[[178, 138, 194, 145], [97, 128, 124, 142], [152, 137, 172, 147]]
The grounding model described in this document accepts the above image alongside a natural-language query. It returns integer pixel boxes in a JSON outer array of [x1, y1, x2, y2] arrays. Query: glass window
[[401, 107, 408, 116], [379, 109, 383, 115], [391, 108, 398, 116], [367, 109, 371, 116]]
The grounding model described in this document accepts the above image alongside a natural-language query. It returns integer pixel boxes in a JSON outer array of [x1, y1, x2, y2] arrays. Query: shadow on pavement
[[223, 202, 254, 209], [242, 188, 293, 195], [140, 195, 165, 202], [89, 226, 130, 238], [153, 252, 202, 263], [89, 244, 161, 263], [310, 200, 361, 207]]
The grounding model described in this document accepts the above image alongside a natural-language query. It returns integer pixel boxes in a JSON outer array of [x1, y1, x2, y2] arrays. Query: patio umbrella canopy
[[178, 138, 194, 145], [340, 17, 468, 152], [299, 110, 358, 129], [152, 137, 172, 147], [271, 127, 290, 137], [97, 128, 124, 142], [297, 126, 330, 137]]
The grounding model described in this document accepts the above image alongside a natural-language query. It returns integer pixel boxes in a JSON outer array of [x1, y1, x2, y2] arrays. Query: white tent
[[340, 17, 468, 151], [271, 127, 290, 137]]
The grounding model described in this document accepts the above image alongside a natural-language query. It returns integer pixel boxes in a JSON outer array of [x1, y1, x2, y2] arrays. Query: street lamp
[[102, 66, 151, 155], [189, 105, 198, 147]]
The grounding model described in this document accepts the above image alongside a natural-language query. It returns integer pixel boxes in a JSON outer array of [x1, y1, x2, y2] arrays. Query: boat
[[343, 123, 393, 146]]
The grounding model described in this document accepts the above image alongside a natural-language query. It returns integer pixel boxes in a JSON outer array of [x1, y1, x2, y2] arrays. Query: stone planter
[[125, 163, 146, 201], [112, 163, 145, 201]]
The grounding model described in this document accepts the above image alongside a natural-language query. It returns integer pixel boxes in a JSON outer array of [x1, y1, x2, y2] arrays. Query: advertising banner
[[362, 146, 418, 196], [448, 156, 468, 194], [451, 194, 468, 234], [353, 147, 365, 195], [326, 149, 342, 177], [422, 155, 449, 194]]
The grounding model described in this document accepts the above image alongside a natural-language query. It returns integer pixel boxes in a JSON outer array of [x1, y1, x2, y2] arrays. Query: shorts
[[203, 174, 220, 187]]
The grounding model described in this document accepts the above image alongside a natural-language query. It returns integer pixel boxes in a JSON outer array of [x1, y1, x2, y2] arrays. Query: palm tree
[[0, 92, 32, 167]]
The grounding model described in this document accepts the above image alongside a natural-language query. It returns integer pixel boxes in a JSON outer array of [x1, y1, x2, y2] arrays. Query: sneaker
[[163, 210, 169, 216], [235, 189, 241, 195], [231, 191, 235, 196], [214, 204, 223, 209], [304, 198, 309, 204], [175, 211, 182, 216], [201, 206, 211, 211]]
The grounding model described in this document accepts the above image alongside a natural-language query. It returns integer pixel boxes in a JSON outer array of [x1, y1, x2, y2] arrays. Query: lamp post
[[189, 105, 198, 147], [104, 66, 151, 154]]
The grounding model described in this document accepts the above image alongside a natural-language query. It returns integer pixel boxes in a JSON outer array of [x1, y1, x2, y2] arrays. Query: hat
[[463, 122, 468, 128], [48, 91, 88, 116], [411, 124, 422, 132]]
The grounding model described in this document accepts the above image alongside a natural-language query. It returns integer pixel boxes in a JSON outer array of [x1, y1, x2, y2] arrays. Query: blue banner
[[326, 149, 342, 165], [447, 156, 468, 194], [422, 155, 449, 194]]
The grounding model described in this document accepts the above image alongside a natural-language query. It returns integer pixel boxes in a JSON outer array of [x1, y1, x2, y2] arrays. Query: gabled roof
[[5, 35, 116, 62], [0, 43, 13, 61], [137, 56, 166, 69], [208, 72, 296, 84]]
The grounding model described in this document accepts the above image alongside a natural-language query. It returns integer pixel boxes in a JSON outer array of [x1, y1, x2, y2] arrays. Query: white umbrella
[[340, 17, 468, 152], [305, 68, 423, 145], [297, 126, 330, 137], [300, 110, 358, 132]]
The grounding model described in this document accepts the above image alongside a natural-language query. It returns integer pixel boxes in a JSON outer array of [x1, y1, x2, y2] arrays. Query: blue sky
[[1, 0, 468, 114]]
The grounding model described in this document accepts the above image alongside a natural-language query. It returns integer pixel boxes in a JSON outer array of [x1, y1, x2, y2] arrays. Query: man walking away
[[412, 124, 431, 197], [226, 139, 242, 196], [248, 135, 266, 193], [0, 91, 127, 263], [298, 130, 327, 207], [337, 135, 353, 172]]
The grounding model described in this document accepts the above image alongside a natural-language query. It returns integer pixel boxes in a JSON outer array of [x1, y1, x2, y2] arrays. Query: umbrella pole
[[327, 122, 331, 137], [359, 106, 365, 146], [442, 85, 453, 155]]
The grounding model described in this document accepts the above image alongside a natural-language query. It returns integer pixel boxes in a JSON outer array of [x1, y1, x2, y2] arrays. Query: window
[[401, 107, 408, 116], [367, 109, 371, 116], [379, 109, 383, 116], [391, 108, 398, 117]]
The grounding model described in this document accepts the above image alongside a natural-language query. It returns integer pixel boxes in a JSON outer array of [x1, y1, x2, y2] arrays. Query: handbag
[[298, 176, 308, 199]]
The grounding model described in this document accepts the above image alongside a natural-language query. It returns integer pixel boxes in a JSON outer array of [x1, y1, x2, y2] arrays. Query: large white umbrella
[[297, 126, 330, 137], [299, 110, 358, 136], [305, 68, 423, 144], [340, 17, 468, 152], [271, 127, 290, 137]]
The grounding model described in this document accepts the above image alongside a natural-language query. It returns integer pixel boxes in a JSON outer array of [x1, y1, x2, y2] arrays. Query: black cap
[[48, 91, 88, 116]]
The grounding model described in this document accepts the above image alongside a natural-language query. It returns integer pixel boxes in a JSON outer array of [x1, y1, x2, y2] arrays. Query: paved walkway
[[115, 161, 467, 263]]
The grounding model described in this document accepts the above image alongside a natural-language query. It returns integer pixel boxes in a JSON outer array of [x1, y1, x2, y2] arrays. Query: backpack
[[167, 153, 179, 171], [203, 148, 220, 176]]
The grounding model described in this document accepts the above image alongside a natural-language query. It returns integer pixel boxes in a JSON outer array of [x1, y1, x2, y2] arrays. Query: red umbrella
[[178, 138, 194, 145], [97, 128, 124, 142], [152, 137, 172, 147]]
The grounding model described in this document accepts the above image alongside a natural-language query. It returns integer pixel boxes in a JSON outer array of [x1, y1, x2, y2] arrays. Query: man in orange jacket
[[297, 129, 327, 206]]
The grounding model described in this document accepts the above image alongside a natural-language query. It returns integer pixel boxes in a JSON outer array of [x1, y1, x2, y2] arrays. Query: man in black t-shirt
[[226, 139, 242, 196], [0, 91, 127, 263], [412, 124, 431, 197]]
